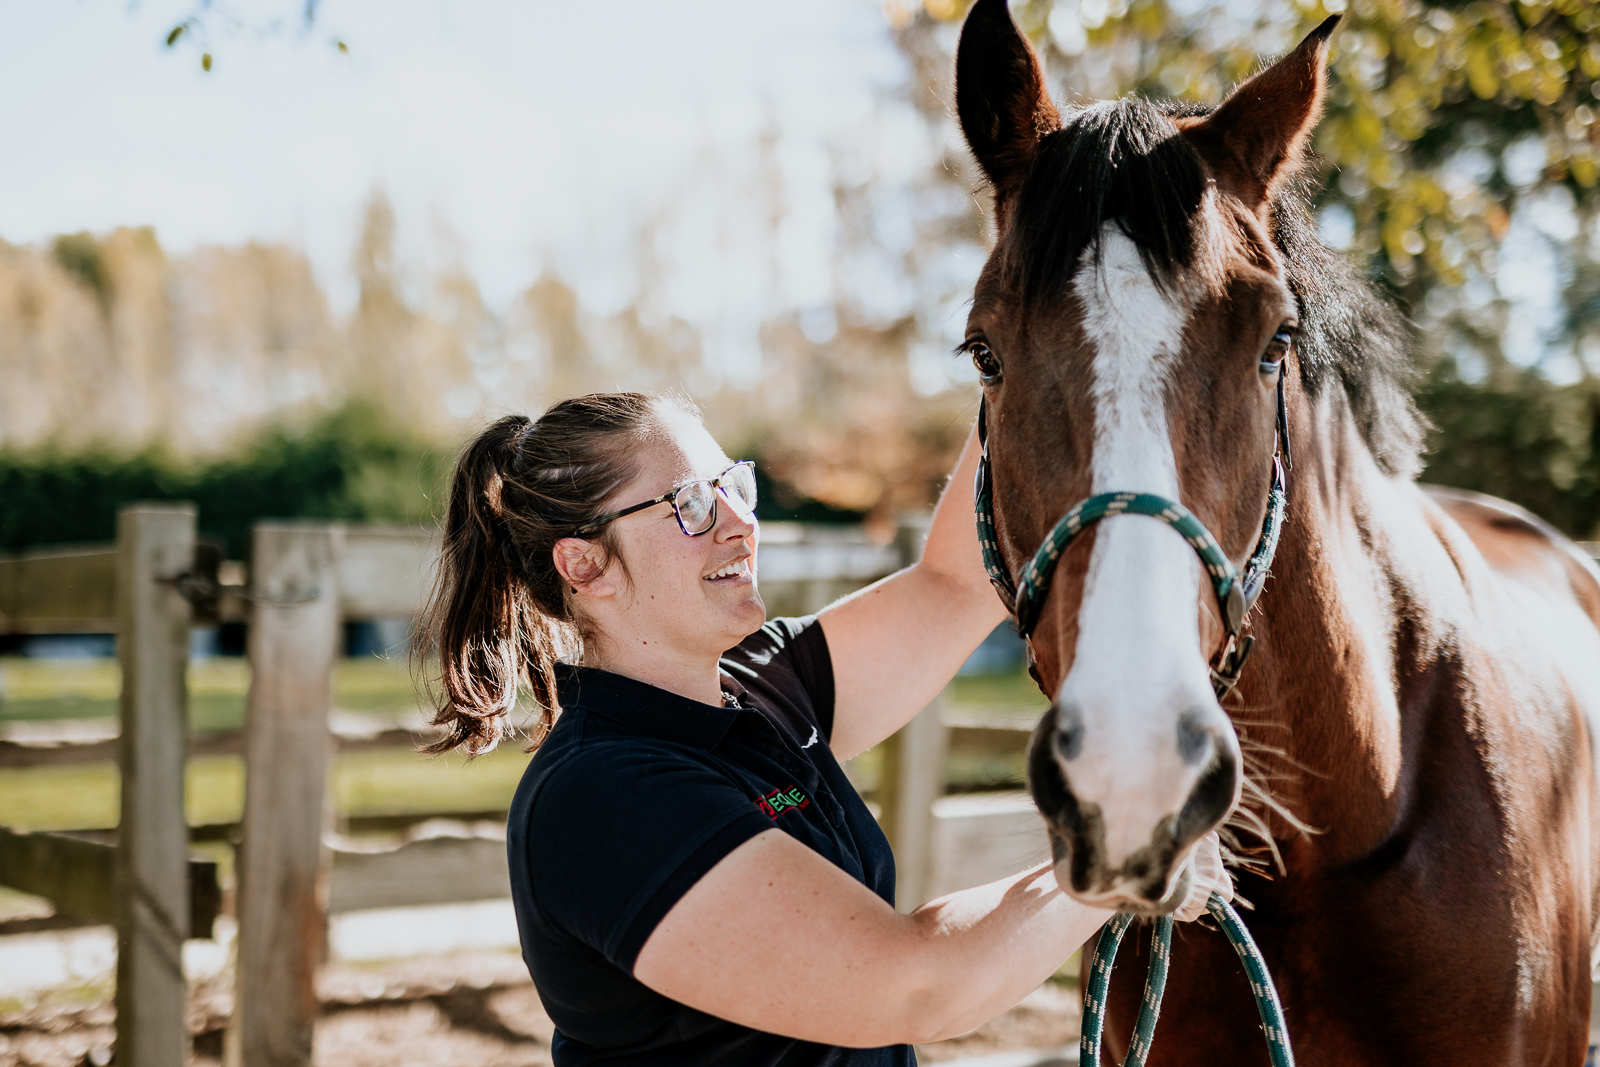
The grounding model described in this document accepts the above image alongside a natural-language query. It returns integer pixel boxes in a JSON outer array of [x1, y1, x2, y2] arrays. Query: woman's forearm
[[901, 862, 1111, 1042], [636, 829, 1108, 1048]]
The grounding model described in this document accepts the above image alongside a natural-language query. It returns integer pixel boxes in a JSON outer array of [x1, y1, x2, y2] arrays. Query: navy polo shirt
[[506, 616, 914, 1065]]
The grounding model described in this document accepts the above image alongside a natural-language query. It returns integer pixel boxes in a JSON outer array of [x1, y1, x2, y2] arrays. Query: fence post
[[878, 696, 948, 912], [114, 503, 197, 1067], [876, 515, 949, 912], [232, 524, 340, 1067]]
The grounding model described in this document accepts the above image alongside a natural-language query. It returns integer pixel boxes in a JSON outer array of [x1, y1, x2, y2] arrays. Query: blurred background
[[6, 0, 1600, 552], [5, 0, 1600, 1063]]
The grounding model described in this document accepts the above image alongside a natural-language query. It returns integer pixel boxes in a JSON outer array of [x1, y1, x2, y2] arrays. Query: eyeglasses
[[574, 461, 758, 537]]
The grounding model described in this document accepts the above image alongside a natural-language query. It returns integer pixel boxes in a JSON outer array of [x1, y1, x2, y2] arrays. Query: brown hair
[[420, 392, 682, 756]]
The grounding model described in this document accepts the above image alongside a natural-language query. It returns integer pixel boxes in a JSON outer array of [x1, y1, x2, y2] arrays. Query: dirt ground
[[0, 950, 1079, 1066]]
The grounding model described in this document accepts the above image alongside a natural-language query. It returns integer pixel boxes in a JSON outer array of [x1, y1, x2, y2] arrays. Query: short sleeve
[[721, 615, 837, 740], [519, 742, 774, 973]]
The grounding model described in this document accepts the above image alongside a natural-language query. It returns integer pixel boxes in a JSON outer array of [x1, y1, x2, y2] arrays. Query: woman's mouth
[[704, 559, 751, 582]]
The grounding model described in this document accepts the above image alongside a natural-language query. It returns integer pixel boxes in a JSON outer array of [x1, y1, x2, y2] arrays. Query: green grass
[[0, 745, 531, 834], [1051, 948, 1082, 987], [947, 668, 1048, 717], [0, 651, 518, 832], [0, 755, 244, 832], [0, 653, 525, 833], [334, 745, 530, 819], [0, 655, 423, 731]]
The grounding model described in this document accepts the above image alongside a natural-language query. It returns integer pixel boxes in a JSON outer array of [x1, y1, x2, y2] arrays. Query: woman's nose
[[716, 488, 757, 536]]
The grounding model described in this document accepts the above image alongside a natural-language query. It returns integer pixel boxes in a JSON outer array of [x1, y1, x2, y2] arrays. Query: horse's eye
[[1260, 326, 1293, 375], [967, 341, 1002, 384]]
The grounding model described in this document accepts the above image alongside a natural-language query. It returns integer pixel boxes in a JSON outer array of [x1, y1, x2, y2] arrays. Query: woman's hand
[[1173, 831, 1231, 922]]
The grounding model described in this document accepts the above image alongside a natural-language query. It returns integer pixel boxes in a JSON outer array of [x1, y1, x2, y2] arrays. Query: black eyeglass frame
[[573, 461, 756, 538]]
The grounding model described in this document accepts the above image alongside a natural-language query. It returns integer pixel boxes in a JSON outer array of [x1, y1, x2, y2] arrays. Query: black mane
[[1007, 96, 1425, 477]]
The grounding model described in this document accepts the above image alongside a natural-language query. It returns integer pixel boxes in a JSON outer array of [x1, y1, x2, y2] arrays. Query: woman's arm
[[819, 419, 1010, 760], [633, 827, 1110, 1046]]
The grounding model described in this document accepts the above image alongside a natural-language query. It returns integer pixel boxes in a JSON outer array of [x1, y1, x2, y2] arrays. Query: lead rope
[[1080, 894, 1295, 1067]]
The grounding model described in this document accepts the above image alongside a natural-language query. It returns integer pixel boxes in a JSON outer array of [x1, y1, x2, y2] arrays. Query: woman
[[424, 392, 1229, 1062]]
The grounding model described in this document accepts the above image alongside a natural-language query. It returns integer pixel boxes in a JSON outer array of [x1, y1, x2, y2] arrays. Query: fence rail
[[0, 545, 118, 632], [0, 826, 221, 938]]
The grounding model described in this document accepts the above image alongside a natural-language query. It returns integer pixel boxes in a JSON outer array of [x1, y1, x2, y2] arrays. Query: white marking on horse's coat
[[1055, 228, 1226, 880]]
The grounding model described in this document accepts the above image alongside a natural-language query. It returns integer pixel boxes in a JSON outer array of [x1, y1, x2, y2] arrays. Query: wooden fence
[[0, 505, 1031, 1066]]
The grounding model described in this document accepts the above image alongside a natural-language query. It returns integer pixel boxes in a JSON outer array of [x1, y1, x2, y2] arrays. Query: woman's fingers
[[1173, 831, 1231, 922]]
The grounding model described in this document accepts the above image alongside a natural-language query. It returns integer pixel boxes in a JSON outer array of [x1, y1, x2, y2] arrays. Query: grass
[[0, 653, 532, 833], [0, 746, 532, 834], [1051, 948, 1082, 987], [0, 655, 423, 731], [947, 668, 1047, 715]]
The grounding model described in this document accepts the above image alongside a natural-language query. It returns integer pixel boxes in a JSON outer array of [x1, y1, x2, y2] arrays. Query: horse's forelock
[[1008, 97, 1210, 308]]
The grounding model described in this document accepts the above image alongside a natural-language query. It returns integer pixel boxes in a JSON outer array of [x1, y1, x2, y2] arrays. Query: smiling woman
[[420, 391, 1231, 1062]]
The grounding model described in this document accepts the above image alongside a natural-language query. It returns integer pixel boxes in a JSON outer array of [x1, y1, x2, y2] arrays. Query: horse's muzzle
[[1026, 706, 1239, 911]]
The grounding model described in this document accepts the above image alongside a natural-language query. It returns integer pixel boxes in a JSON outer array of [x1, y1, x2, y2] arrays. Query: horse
[[951, 1, 1600, 1061]]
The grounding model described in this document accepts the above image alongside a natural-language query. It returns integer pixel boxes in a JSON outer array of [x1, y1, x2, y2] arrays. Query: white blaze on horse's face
[[1052, 226, 1241, 905]]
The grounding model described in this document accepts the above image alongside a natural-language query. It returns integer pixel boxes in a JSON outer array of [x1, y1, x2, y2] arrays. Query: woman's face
[[588, 408, 766, 662]]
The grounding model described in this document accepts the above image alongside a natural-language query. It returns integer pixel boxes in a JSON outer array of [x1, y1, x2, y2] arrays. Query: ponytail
[[420, 393, 679, 756]]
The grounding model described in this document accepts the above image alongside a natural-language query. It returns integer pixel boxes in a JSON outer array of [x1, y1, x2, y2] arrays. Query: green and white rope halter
[[972, 398, 1286, 698], [1011, 491, 1248, 642], [1079, 893, 1297, 1067]]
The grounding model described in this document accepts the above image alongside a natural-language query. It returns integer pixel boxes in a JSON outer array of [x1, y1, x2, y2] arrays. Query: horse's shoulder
[[1419, 483, 1600, 626]]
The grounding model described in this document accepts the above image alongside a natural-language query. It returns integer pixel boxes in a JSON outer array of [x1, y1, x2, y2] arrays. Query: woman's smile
[[704, 557, 753, 583]]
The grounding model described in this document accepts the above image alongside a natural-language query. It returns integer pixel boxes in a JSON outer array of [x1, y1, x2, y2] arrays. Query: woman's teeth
[[705, 560, 748, 581]]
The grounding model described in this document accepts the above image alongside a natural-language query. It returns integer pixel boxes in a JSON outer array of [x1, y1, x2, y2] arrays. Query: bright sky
[[0, 0, 918, 322]]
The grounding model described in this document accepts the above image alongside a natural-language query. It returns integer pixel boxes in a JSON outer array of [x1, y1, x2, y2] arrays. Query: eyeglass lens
[[674, 464, 757, 534]]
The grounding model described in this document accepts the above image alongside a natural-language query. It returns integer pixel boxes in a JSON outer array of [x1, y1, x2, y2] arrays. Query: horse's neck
[[1239, 398, 1462, 864]]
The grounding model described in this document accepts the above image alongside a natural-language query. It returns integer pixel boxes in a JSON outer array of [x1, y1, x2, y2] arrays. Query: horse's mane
[[1007, 96, 1426, 478]]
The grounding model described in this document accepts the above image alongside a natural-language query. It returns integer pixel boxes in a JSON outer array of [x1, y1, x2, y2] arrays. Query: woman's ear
[[553, 538, 617, 598]]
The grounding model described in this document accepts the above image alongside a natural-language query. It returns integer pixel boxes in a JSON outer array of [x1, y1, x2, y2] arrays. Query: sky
[[0, 0, 1578, 385], [0, 0, 920, 322]]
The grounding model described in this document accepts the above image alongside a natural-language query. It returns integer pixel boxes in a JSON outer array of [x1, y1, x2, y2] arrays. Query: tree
[[161, 0, 347, 72]]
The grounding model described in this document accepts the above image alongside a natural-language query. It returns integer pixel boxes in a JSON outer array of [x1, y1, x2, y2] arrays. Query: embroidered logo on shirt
[[757, 784, 810, 819], [802, 726, 819, 749]]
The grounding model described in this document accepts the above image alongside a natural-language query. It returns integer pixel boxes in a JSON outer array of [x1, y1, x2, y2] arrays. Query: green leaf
[[165, 24, 185, 47], [201, 52, 213, 72]]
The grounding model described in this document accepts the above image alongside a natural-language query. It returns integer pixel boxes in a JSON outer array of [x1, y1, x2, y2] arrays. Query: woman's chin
[[717, 590, 767, 636]]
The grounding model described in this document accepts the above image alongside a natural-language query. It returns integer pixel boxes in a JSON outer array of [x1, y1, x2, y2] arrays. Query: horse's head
[[955, 0, 1336, 913]]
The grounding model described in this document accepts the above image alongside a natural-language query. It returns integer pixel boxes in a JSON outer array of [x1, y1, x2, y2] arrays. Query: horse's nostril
[[1054, 702, 1085, 761], [1176, 706, 1214, 767]]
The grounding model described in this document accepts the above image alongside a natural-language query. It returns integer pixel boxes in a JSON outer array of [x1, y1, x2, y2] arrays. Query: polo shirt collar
[[554, 662, 743, 750]]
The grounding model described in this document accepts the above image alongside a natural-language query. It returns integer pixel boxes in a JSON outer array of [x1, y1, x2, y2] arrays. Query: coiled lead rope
[[1079, 892, 1295, 1067]]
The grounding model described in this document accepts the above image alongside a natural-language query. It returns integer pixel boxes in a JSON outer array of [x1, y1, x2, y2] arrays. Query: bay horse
[[952, 1, 1600, 1062]]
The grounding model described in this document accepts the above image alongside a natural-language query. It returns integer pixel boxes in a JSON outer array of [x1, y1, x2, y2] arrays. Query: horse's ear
[[956, 0, 1061, 193], [1182, 16, 1340, 208]]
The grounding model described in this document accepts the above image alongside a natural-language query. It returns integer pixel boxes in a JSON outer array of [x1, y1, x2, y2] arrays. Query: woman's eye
[[1260, 327, 1293, 374], [967, 341, 1002, 384]]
